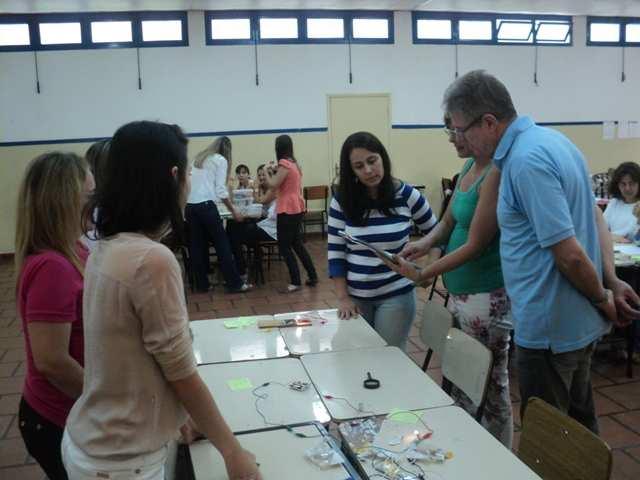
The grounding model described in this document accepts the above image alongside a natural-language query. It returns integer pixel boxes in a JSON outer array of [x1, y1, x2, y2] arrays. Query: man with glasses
[[440, 69, 640, 433]]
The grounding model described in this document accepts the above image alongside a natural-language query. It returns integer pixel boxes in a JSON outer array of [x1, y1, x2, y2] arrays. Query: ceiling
[[1, 0, 640, 16]]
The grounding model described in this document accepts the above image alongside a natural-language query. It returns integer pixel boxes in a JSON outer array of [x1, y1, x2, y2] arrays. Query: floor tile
[[594, 391, 629, 416], [613, 410, 640, 435], [598, 416, 640, 449], [599, 382, 640, 410], [0, 464, 45, 480], [0, 438, 28, 467], [0, 363, 17, 378], [0, 414, 12, 438], [0, 349, 24, 363], [0, 376, 24, 395], [611, 451, 640, 480], [626, 446, 640, 462], [0, 394, 20, 416]]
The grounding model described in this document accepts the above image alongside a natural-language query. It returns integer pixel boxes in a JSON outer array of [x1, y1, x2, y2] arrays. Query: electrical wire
[[251, 382, 323, 438], [322, 394, 376, 415], [385, 410, 433, 436]]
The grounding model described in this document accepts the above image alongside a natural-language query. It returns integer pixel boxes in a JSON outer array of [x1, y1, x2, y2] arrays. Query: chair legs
[[422, 349, 433, 372]]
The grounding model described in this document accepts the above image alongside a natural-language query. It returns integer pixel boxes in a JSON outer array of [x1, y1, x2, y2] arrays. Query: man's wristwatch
[[590, 291, 609, 306]]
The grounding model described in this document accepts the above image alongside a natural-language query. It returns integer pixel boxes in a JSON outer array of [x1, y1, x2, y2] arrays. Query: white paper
[[602, 121, 616, 140], [616, 120, 640, 139]]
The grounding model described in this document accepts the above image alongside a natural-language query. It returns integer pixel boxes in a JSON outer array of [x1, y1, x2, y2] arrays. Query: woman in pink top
[[15, 152, 95, 480], [266, 134, 318, 292]]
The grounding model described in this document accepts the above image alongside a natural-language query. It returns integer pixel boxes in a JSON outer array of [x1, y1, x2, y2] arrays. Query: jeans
[[185, 201, 242, 291], [61, 430, 166, 480], [352, 289, 416, 350], [448, 289, 513, 449], [226, 220, 273, 276], [19, 397, 68, 480], [517, 342, 598, 434], [276, 212, 317, 286]]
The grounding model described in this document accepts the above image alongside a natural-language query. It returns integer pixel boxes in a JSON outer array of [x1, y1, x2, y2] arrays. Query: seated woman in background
[[186, 136, 251, 293], [255, 164, 276, 205], [328, 131, 437, 350], [390, 114, 513, 448], [63, 121, 261, 480], [603, 161, 640, 243], [227, 164, 278, 279], [235, 164, 252, 190], [15, 152, 94, 479]]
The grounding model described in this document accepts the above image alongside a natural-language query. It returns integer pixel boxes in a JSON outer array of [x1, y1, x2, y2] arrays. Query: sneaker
[[305, 278, 318, 287], [286, 284, 301, 293], [227, 283, 253, 294]]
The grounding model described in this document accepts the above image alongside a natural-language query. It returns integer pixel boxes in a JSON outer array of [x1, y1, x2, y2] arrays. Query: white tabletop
[[614, 243, 640, 256], [341, 406, 541, 480], [191, 316, 289, 365], [301, 346, 453, 421], [274, 309, 386, 355], [198, 358, 330, 433], [189, 424, 360, 480]]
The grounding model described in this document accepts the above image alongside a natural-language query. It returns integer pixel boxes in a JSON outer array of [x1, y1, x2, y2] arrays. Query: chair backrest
[[420, 300, 454, 358], [519, 397, 613, 480], [304, 185, 329, 202], [441, 328, 492, 408]]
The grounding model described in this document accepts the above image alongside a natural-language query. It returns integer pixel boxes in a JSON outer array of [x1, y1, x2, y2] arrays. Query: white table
[[198, 358, 330, 433], [614, 243, 640, 256], [189, 424, 361, 480], [301, 346, 453, 421], [191, 316, 288, 365], [340, 406, 541, 480], [274, 309, 386, 355]]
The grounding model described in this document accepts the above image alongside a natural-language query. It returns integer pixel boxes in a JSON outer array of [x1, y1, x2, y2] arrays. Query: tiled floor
[[1, 237, 639, 479]]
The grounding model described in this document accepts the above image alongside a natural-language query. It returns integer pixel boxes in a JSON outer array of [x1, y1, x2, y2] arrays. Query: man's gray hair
[[442, 70, 517, 122]]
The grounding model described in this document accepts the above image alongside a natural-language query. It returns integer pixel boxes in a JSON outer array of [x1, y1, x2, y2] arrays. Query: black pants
[[226, 221, 274, 276], [517, 342, 598, 434], [276, 213, 317, 286], [185, 201, 242, 291], [19, 397, 68, 480]]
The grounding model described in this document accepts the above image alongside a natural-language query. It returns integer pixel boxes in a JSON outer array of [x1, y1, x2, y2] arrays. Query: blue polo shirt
[[494, 116, 609, 353]]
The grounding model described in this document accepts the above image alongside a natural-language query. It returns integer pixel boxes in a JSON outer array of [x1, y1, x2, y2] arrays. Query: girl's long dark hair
[[87, 121, 188, 245], [338, 131, 396, 225], [609, 162, 640, 201]]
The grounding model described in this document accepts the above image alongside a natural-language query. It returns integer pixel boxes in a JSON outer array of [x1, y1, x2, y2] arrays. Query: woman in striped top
[[328, 132, 437, 349]]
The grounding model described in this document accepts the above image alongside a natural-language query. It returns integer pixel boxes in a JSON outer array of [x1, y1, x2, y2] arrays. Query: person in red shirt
[[15, 152, 94, 480]]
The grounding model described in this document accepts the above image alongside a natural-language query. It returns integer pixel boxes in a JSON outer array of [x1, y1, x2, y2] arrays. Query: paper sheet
[[602, 121, 616, 140], [227, 378, 253, 391]]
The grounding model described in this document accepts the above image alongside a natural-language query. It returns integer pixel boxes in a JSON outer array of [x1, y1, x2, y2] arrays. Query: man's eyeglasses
[[443, 113, 488, 138]]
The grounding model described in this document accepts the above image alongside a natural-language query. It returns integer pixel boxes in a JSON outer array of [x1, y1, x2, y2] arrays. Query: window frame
[[0, 14, 36, 52], [35, 12, 87, 51], [304, 10, 348, 44], [586, 16, 640, 46], [204, 10, 394, 46], [256, 10, 303, 44], [0, 11, 188, 52], [411, 11, 572, 46], [205, 10, 254, 45], [85, 11, 136, 49], [349, 10, 394, 44], [137, 11, 189, 48]]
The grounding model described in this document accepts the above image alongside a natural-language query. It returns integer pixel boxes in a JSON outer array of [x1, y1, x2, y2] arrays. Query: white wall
[[1, 12, 639, 143]]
